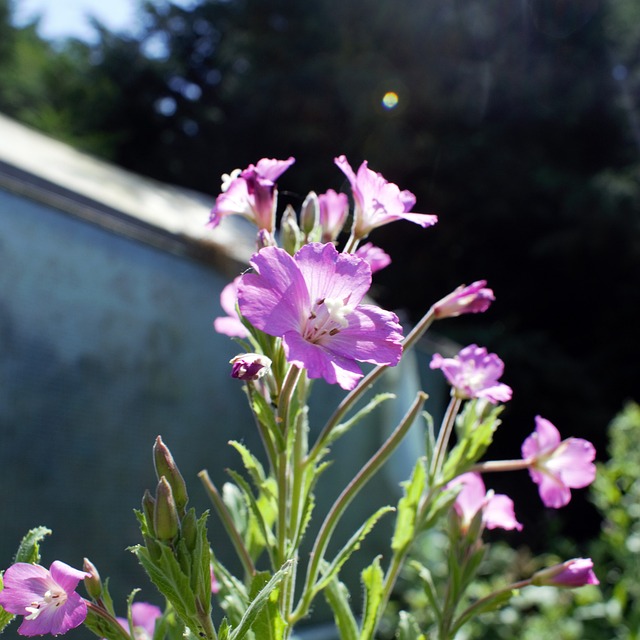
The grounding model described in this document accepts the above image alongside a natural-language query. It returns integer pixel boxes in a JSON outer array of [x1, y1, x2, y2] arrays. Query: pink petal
[[131, 602, 162, 636], [253, 157, 295, 182], [546, 438, 596, 488], [213, 316, 249, 339], [49, 561, 89, 594], [326, 305, 403, 367], [294, 243, 371, 309], [484, 494, 523, 531], [532, 469, 572, 508], [18, 592, 87, 637], [0, 564, 50, 612], [397, 212, 438, 228], [239, 247, 309, 336], [283, 331, 362, 390], [450, 473, 486, 523]]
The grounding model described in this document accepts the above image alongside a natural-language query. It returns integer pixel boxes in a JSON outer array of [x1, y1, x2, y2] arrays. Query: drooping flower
[[448, 472, 522, 532], [117, 602, 162, 640], [531, 558, 599, 588], [430, 344, 512, 403], [209, 157, 295, 232], [230, 353, 272, 381], [433, 280, 495, 319], [237, 242, 403, 390], [214, 277, 249, 339], [354, 242, 391, 274], [334, 155, 437, 239], [521, 416, 596, 508], [318, 189, 349, 242], [0, 561, 89, 636]]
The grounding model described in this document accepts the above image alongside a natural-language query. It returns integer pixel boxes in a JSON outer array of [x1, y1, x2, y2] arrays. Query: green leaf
[[84, 604, 131, 640], [449, 588, 517, 637], [228, 560, 293, 640], [246, 571, 287, 640], [392, 458, 427, 553], [409, 561, 442, 625], [229, 441, 266, 490], [250, 389, 285, 452], [323, 576, 359, 640], [397, 611, 426, 640], [14, 526, 52, 564], [360, 556, 384, 640], [324, 393, 396, 450], [313, 506, 394, 597]]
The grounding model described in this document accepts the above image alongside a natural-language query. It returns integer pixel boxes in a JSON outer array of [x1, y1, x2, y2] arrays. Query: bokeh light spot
[[382, 91, 399, 109]]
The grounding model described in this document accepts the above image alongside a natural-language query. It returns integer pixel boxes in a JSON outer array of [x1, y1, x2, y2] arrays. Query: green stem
[[447, 579, 531, 639], [430, 395, 463, 478], [470, 458, 531, 473], [246, 383, 278, 476], [309, 308, 437, 461], [291, 391, 428, 623], [198, 470, 256, 578], [85, 601, 132, 640]]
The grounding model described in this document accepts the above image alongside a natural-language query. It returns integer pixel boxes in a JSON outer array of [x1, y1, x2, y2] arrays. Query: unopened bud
[[153, 436, 189, 513], [300, 191, 319, 236], [433, 280, 495, 319], [281, 204, 301, 255], [142, 489, 157, 536], [230, 353, 272, 381], [83, 558, 103, 600], [181, 508, 198, 552], [532, 558, 599, 588], [256, 228, 276, 250], [154, 476, 180, 541]]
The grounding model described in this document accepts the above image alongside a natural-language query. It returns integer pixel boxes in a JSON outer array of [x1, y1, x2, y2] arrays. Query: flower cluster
[[0, 155, 600, 640]]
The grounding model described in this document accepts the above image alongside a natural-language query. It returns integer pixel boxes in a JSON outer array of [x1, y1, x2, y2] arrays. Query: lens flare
[[382, 91, 399, 109]]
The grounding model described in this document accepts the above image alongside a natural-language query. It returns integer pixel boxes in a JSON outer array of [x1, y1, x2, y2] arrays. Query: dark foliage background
[[2, 0, 639, 548]]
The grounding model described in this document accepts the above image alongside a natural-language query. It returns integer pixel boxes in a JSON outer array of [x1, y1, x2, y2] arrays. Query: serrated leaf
[[228, 560, 293, 640], [313, 506, 394, 597], [14, 526, 52, 564], [250, 390, 285, 452], [323, 576, 358, 640], [392, 459, 426, 553], [229, 441, 266, 490], [246, 572, 286, 640], [360, 556, 384, 640]]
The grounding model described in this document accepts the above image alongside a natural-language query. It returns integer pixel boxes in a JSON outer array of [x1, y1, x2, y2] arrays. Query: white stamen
[[324, 298, 350, 328], [221, 169, 241, 192]]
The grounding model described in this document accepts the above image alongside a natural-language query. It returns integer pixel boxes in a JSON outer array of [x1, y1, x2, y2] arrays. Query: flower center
[[304, 297, 351, 343], [25, 587, 67, 620]]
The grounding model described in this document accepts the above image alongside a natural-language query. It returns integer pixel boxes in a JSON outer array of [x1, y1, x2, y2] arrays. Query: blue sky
[[13, 0, 191, 42]]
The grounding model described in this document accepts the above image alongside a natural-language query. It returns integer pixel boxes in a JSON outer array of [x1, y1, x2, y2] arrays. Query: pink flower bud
[[433, 280, 495, 319], [230, 353, 272, 381], [532, 558, 599, 587]]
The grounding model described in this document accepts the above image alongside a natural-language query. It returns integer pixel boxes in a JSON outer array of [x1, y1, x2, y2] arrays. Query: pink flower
[[209, 157, 295, 232], [335, 155, 437, 239], [354, 243, 391, 273], [448, 472, 522, 532], [117, 602, 162, 640], [522, 416, 596, 508], [230, 353, 272, 381], [433, 280, 495, 319], [318, 189, 349, 242], [0, 561, 89, 636], [532, 558, 599, 588], [430, 344, 512, 404], [214, 277, 249, 339], [237, 243, 403, 390]]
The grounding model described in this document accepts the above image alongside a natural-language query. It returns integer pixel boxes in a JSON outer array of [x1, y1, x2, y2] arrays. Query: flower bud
[[82, 558, 103, 600], [230, 353, 272, 381], [281, 204, 301, 255], [256, 228, 276, 249], [531, 558, 599, 588], [154, 476, 180, 541], [300, 191, 319, 236], [153, 436, 189, 513], [433, 280, 495, 319], [142, 488, 157, 536], [181, 508, 198, 552]]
